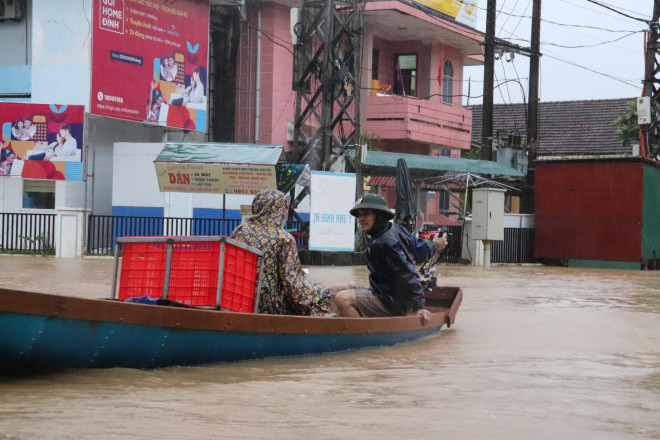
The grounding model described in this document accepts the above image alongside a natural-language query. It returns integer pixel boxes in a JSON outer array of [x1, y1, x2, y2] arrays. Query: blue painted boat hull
[[0, 287, 462, 371]]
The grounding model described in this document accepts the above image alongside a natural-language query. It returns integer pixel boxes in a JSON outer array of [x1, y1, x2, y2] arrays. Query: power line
[[496, 0, 520, 36], [542, 51, 641, 88], [541, 18, 644, 33], [583, 0, 650, 23], [245, 24, 294, 55], [501, 0, 532, 41], [584, 0, 649, 17], [495, 66, 523, 132], [473, 0, 649, 28], [508, 30, 644, 49], [496, 23, 643, 88], [558, 0, 647, 24]]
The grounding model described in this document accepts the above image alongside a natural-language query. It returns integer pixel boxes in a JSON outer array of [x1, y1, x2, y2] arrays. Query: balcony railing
[[365, 95, 472, 149]]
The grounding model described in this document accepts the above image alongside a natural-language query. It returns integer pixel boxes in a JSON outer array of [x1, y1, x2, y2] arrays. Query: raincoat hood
[[249, 189, 289, 228]]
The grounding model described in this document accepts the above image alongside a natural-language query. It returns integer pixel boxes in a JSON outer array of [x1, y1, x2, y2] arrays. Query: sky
[[462, 0, 650, 105]]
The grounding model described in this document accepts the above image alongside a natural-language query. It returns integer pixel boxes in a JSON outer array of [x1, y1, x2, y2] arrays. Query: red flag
[[438, 56, 444, 88]]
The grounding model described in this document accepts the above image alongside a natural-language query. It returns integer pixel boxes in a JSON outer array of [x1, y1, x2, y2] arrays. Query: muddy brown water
[[0, 255, 658, 439]]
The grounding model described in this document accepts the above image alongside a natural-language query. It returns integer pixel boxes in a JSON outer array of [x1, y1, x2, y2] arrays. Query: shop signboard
[[411, 0, 479, 28], [153, 142, 283, 194], [155, 162, 277, 195]]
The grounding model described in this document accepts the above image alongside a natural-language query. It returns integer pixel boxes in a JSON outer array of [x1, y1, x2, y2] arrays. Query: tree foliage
[[613, 100, 640, 147]]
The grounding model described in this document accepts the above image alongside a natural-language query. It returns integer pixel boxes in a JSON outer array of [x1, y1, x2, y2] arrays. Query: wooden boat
[[0, 286, 461, 372]]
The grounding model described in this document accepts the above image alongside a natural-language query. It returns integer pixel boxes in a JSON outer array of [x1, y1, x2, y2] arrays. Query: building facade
[[1, 0, 482, 251]]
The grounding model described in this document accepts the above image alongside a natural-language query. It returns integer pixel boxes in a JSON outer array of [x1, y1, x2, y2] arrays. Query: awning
[[362, 150, 526, 178], [154, 142, 308, 194]]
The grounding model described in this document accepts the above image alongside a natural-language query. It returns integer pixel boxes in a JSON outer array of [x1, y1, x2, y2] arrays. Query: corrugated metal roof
[[155, 142, 283, 164], [363, 150, 525, 177]]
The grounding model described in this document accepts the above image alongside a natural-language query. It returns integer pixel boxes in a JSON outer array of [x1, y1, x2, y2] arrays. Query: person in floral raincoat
[[231, 189, 331, 315]]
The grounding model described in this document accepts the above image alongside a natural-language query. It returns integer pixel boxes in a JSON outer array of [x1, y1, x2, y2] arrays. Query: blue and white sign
[[309, 171, 356, 252]]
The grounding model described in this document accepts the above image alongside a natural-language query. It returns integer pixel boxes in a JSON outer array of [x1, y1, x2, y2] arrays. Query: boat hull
[[0, 287, 462, 371]]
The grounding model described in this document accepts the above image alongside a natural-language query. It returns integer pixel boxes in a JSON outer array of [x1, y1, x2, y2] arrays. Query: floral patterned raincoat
[[231, 189, 331, 315]]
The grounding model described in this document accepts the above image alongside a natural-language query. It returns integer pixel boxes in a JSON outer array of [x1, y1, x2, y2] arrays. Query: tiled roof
[[469, 98, 635, 156]]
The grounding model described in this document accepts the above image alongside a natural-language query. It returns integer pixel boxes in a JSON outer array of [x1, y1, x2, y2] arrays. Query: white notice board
[[309, 171, 356, 251]]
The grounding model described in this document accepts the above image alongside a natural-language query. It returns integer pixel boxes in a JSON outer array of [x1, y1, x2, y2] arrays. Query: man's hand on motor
[[432, 233, 448, 254]]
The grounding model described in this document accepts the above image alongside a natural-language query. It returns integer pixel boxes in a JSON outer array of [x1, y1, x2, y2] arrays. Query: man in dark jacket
[[330, 194, 447, 325]]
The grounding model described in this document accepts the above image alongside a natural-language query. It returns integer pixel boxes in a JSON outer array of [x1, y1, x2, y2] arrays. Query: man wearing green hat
[[330, 193, 447, 325]]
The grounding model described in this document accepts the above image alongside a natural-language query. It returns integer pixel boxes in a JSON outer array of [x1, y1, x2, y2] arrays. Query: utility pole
[[481, 0, 496, 161], [643, 0, 660, 159], [522, 0, 541, 213], [527, 0, 541, 167]]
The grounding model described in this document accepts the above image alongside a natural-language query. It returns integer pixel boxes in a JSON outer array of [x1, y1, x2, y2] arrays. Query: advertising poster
[[309, 171, 357, 252], [91, 0, 210, 131], [411, 0, 479, 28], [154, 162, 277, 195], [0, 102, 85, 180]]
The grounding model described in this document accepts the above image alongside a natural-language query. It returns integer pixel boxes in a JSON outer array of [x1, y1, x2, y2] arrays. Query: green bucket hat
[[349, 193, 394, 219]]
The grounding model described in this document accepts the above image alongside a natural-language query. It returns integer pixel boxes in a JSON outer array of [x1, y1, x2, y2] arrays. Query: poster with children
[[0, 102, 85, 181], [91, 0, 210, 132]]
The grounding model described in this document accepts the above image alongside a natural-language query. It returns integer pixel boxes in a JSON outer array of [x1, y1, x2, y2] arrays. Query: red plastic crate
[[118, 242, 169, 299], [220, 243, 259, 312], [117, 237, 259, 312]]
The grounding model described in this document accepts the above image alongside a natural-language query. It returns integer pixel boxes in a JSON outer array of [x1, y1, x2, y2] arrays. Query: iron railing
[[3, 213, 535, 263], [492, 228, 535, 263], [87, 215, 244, 255], [0, 213, 56, 253], [87, 215, 307, 255]]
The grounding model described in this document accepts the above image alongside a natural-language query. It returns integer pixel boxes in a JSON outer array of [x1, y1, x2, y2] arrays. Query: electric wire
[[494, 68, 522, 133], [246, 24, 294, 55], [501, 0, 532, 42], [508, 30, 644, 49], [543, 51, 639, 87], [414, 0, 643, 92], [558, 0, 648, 24], [474, 1, 648, 31], [541, 18, 644, 33], [496, 0, 512, 22], [583, 0, 650, 24], [497, 21, 642, 89], [583, 0, 650, 16]]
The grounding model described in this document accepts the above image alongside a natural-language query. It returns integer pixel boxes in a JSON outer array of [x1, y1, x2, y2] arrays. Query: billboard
[[411, 0, 479, 28], [309, 171, 357, 252], [91, 0, 210, 131], [1, 102, 85, 180]]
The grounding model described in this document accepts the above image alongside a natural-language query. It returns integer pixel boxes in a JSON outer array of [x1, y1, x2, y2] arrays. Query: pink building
[[230, 0, 484, 225]]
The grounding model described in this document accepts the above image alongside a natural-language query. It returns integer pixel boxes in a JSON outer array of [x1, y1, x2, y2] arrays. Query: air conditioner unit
[[0, 0, 26, 21]]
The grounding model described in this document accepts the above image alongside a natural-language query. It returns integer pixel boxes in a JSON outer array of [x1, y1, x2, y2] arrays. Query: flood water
[[0, 255, 659, 439]]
